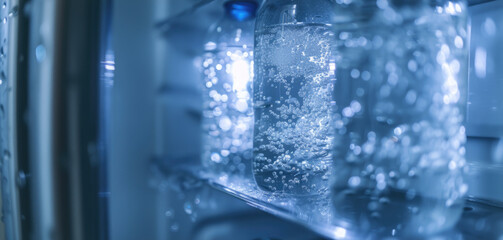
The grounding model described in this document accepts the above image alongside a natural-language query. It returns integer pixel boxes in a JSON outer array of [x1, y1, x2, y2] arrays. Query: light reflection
[[102, 52, 115, 87], [104, 64, 115, 71], [333, 227, 347, 239], [474, 47, 487, 79], [494, 139, 503, 163], [231, 59, 251, 92], [482, 18, 496, 36]]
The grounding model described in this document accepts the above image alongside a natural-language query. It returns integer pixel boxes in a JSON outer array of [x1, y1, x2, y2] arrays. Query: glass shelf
[[154, 157, 503, 240]]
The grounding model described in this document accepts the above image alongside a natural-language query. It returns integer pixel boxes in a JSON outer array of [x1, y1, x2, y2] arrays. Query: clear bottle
[[201, 0, 258, 180], [253, 0, 336, 195], [331, 0, 468, 237]]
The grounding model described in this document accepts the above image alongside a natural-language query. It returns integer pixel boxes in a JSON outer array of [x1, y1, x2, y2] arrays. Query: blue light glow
[[225, 1, 259, 22]]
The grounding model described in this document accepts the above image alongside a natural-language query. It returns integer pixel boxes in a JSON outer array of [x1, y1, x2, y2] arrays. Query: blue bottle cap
[[224, 0, 259, 22]]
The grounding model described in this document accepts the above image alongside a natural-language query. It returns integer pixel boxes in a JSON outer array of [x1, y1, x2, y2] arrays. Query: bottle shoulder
[[256, 0, 337, 28]]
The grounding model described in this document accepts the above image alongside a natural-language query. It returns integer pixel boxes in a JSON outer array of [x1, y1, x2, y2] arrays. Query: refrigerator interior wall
[[110, 0, 173, 239]]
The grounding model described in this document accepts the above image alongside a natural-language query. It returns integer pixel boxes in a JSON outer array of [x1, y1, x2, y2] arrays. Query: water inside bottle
[[253, 23, 335, 195], [201, 47, 254, 178], [331, 4, 468, 236]]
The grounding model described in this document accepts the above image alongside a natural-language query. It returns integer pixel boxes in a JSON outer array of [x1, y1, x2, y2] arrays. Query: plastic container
[[330, 0, 468, 237], [253, 0, 336, 195], [201, 0, 258, 179]]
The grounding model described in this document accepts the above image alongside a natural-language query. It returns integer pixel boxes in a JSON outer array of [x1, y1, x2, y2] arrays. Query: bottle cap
[[224, 0, 259, 21]]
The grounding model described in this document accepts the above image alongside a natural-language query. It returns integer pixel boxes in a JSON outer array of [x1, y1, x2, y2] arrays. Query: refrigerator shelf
[[154, 157, 503, 240]]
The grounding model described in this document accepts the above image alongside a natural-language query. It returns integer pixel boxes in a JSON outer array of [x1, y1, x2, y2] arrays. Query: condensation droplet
[[170, 223, 179, 232], [35, 45, 46, 62], [183, 202, 193, 215], [8, 5, 18, 17], [0, 104, 4, 119], [164, 210, 174, 218]]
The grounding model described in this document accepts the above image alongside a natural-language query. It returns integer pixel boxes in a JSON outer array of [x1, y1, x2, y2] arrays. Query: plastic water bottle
[[201, 0, 258, 180], [253, 0, 336, 195], [331, 0, 468, 237]]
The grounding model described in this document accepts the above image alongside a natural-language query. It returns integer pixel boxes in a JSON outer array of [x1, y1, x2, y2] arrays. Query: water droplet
[[379, 197, 390, 205], [183, 202, 193, 215], [350, 69, 360, 79], [368, 201, 379, 211], [35, 44, 46, 62], [16, 170, 27, 188], [2, 17, 6, 24], [475, 219, 486, 231], [408, 206, 419, 214], [0, 104, 5, 118], [370, 212, 381, 219], [406, 189, 416, 200], [190, 212, 198, 222], [2, 2, 5, 8], [170, 223, 179, 232], [164, 210, 174, 218], [482, 18, 496, 36], [8, 6, 18, 17]]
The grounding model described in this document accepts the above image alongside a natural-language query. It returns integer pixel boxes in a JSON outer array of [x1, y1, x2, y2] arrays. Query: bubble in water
[[454, 36, 463, 48], [201, 44, 254, 178], [351, 69, 360, 78], [348, 176, 361, 187], [371, 212, 381, 219], [253, 23, 335, 195], [210, 153, 221, 163], [408, 60, 418, 72], [379, 197, 390, 205], [408, 206, 419, 214], [332, 1, 467, 236], [368, 201, 379, 211], [361, 71, 371, 81]]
